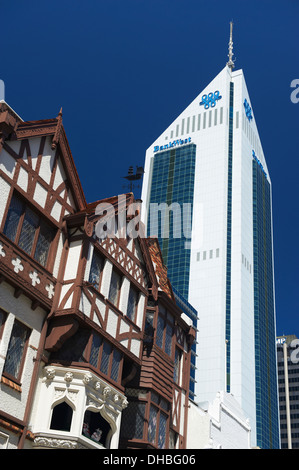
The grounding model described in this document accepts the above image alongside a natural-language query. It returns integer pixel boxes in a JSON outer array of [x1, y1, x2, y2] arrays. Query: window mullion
[[14, 205, 26, 245]]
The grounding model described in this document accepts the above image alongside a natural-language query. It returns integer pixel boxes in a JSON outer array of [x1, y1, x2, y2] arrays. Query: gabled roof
[[9, 108, 86, 212]]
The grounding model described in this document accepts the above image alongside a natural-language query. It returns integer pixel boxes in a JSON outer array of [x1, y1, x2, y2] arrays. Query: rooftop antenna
[[227, 21, 236, 70]]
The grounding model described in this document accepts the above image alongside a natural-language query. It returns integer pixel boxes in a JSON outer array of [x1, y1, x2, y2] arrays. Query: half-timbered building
[[0, 101, 195, 449]]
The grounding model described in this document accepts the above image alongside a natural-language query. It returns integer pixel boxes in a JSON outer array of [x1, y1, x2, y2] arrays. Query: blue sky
[[1, 0, 298, 336]]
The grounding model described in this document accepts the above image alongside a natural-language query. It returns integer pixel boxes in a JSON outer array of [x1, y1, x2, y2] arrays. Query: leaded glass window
[[3, 194, 23, 242], [100, 341, 112, 375], [111, 349, 121, 381], [3, 193, 55, 268], [34, 220, 55, 266], [158, 412, 167, 449], [127, 287, 138, 322], [165, 323, 173, 356], [156, 315, 164, 349], [155, 306, 174, 357], [90, 334, 102, 367], [3, 320, 30, 381], [174, 348, 182, 384], [108, 270, 121, 306], [148, 405, 158, 444], [18, 207, 39, 254], [88, 252, 103, 289], [120, 402, 146, 440]]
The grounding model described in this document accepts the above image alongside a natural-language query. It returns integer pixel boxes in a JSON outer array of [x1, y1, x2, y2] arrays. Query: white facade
[[141, 65, 272, 447], [187, 391, 251, 449]]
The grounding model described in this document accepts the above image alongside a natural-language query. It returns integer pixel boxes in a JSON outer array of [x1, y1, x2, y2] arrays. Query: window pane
[[100, 341, 112, 375], [3, 194, 24, 242], [34, 220, 54, 266], [127, 288, 138, 321], [148, 405, 158, 445], [18, 207, 38, 255], [89, 252, 103, 289], [158, 412, 167, 449], [165, 324, 173, 356], [4, 320, 29, 379], [111, 349, 122, 381], [120, 402, 146, 440], [156, 315, 164, 349], [90, 334, 102, 368], [108, 271, 121, 306], [174, 348, 181, 384]]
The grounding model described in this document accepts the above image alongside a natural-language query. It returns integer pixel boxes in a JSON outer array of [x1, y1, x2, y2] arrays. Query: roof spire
[[227, 21, 235, 70]]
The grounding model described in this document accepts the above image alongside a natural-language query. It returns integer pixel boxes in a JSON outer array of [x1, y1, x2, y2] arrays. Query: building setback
[[0, 101, 196, 449], [141, 25, 280, 448]]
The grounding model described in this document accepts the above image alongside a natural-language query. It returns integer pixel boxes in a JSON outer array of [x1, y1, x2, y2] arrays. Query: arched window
[[50, 401, 73, 432], [82, 410, 112, 448]]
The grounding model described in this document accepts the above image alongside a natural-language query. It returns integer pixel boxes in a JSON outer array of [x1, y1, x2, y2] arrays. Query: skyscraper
[[277, 335, 299, 449], [141, 24, 280, 448]]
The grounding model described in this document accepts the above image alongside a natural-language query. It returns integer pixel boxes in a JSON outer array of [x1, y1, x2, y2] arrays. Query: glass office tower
[[141, 58, 280, 447]]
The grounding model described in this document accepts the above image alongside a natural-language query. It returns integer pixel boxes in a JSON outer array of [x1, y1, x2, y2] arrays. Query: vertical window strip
[[197, 114, 201, 130], [225, 82, 234, 393]]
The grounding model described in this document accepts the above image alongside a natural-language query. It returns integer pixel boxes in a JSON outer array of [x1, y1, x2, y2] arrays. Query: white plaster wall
[[52, 232, 65, 279], [118, 277, 130, 315], [63, 240, 82, 280], [0, 282, 46, 422], [100, 259, 113, 299], [33, 182, 48, 208], [186, 401, 211, 449], [17, 166, 28, 193], [0, 148, 16, 179], [0, 176, 11, 227]]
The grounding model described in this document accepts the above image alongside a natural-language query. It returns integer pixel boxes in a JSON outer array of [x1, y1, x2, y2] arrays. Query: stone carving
[[64, 372, 73, 383]]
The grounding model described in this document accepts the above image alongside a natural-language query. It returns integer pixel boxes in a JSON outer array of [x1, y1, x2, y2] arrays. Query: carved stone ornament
[[83, 372, 93, 385], [44, 367, 56, 381], [103, 386, 111, 400], [94, 381, 101, 391], [121, 397, 129, 410], [64, 372, 73, 383], [34, 436, 78, 449]]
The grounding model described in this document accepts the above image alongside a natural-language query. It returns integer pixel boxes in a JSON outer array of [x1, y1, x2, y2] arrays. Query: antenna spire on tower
[[227, 21, 235, 70]]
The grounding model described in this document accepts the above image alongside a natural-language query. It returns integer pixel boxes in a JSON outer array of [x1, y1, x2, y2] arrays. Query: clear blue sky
[[1, 0, 298, 336]]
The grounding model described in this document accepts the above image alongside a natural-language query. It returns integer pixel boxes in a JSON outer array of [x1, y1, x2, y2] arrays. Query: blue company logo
[[199, 91, 222, 109], [252, 150, 267, 178], [244, 99, 253, 121], [154, 137, 191, 153]]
